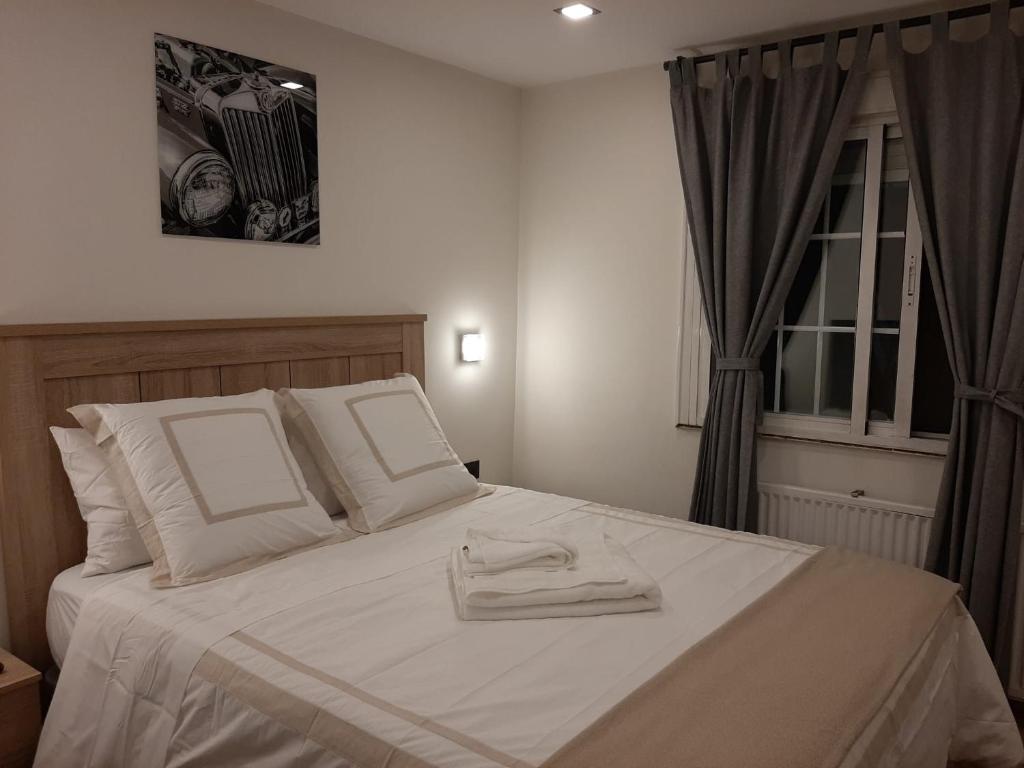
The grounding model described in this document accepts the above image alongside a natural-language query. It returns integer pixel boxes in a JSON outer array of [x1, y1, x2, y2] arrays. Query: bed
[[1, 316, 1020, 767]]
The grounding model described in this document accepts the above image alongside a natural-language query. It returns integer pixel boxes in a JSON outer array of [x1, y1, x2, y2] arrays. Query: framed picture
[[155, 33, 319, 244]]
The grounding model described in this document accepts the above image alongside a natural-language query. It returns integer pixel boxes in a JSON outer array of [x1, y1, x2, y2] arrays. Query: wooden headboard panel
[[0, 315, 426, 669]]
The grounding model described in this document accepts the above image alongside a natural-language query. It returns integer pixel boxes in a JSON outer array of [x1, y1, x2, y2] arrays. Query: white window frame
[[677, 114, 948, 456]]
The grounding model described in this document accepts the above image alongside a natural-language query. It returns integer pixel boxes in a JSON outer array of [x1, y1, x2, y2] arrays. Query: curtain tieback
[[716, 357, 761, 371], [716, 358, 764, 423], [955, 383, 1024, 419]]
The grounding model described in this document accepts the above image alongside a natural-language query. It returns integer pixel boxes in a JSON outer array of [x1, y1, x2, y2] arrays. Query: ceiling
[[257, 0, 941, 87]]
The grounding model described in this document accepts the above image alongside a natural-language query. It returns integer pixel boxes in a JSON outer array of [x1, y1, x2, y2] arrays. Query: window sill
[[675, 422, 948, 458]]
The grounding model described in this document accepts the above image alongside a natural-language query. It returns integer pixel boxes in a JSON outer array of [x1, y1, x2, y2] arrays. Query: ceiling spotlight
[[556, 3, 600, 20], [280, 81, 304, 90]]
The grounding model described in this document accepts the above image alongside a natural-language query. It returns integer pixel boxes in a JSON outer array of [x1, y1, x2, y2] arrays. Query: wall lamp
[[460, 333, 485, 363]]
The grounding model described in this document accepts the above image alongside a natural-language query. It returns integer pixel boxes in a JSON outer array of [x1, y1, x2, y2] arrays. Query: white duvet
[[37, 486, 1022, 767]]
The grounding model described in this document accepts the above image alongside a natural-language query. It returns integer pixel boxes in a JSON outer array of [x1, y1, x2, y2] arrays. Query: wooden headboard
[[0, 315, 426, 669]]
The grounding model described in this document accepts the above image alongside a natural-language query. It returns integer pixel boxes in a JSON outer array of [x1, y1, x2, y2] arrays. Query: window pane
[[785, 241, 823, 326], [868, 333, 899, 421], [873, 238, 905, 329], [761, 331, 778, 411], [829, 140, 866, 234], [879, 181, 909, 233], [780, 331, 816, 414], [819, 332, 855, 418], [911, 261, 954, 434], [835, 139, 867, 176], [829, 184, 865, 234], [823, 239, 860, 327], [883, 135, 908, 173]]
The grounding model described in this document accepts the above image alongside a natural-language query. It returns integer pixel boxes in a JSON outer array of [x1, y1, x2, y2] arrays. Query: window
[[678, 120, 954, 454]]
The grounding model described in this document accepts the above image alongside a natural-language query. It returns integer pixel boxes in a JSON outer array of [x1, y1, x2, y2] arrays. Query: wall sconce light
[[460, 333, 485, 363]]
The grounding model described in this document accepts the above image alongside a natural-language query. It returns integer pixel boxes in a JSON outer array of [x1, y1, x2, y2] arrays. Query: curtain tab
[[750, 45, 764, 81], [931, 12, 950, 43], [668, 57, 698, 88], [884, 21, 904, 56], [778, 39, 793, 74], [727, 49, 741, 77], [851, 26, 873, 69], [992, 0, 1010, 30], [667, 58, 682, 87], [683, 58, 698, 86], [715, 52, 728, 81], [955, 383, 1024, 419], [824, 30, 840, 64]]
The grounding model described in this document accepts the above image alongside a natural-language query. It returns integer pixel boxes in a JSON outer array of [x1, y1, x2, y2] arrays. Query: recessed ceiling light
[[280, 81, 304, 90], [555, 3, 600, 20]]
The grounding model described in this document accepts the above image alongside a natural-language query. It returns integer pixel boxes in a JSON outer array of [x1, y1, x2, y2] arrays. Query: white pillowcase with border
[[49, 426, 151, 576], [278, 374, 482, 532], [70, 389, 340, 587]]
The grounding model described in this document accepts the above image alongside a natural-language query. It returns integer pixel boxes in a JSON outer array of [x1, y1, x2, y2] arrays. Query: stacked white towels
[[450, 526, 661, 620], [462, 527, 579, 573]]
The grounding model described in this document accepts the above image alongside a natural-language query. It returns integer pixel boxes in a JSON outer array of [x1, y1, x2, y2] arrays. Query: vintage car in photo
[[155, 34, 319, 244]]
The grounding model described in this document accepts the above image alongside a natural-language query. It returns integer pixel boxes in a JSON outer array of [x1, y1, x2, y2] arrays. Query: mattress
[[46, 563, 144, 668], [37, 487, 1022, 767]]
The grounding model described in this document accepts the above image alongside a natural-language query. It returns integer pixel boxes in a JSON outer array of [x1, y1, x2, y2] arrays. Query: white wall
[[0, 0, 522, 649], [514, 62, 945, 518], [515, 66, 701, 517]]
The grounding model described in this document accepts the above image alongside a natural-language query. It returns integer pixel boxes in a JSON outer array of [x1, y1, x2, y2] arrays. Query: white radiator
[[758, 483, 1024, 700], [757, 483, 933, 567]]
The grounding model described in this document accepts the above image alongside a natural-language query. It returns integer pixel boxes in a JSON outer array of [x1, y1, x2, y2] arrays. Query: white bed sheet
[[44, 517, 355, 669], [46, 563, 145, 668], [37, 487, 1022, 768]]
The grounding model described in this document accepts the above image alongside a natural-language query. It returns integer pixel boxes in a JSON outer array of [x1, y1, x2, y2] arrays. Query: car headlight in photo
[[169, 151, 236, 228], [245, 200, 278, 241]]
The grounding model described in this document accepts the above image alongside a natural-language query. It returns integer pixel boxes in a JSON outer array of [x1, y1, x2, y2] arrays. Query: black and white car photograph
[[155, 33, 319, 244]]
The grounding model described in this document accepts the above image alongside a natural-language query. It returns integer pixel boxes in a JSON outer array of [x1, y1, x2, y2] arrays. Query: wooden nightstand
[[0, 648, 41, 767]]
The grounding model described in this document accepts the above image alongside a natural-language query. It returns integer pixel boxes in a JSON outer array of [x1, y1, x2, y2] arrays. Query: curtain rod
[[661, 0, 1023, 70]]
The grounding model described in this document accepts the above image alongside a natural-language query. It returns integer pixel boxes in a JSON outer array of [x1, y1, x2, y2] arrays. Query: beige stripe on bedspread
[[541, 546, 960, 768], [195, 649, 434, 768]]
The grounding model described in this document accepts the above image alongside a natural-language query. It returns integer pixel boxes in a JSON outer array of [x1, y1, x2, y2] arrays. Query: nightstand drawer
[[0, 682, 40, 767]]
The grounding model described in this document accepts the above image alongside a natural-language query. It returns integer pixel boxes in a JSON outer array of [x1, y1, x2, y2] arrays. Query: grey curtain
[[886, 2, 1024, 681], [668, 31, 872, 531]]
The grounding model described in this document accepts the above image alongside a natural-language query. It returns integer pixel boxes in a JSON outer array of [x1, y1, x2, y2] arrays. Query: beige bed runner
[[543, 546, 960, 768]]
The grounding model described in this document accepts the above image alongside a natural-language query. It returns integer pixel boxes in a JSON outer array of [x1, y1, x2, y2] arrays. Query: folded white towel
[[453, 594, 661, 621], [459, 530, 622, 604], [462, 527, 579, 574], [450, 531, 661, 620]]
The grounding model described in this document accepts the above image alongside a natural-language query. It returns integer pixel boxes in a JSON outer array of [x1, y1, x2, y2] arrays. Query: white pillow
[[282, 412, 344, 517], [70, 389, 339, 587], [279, 375, 480, 532], [49, 427, 151, 576]]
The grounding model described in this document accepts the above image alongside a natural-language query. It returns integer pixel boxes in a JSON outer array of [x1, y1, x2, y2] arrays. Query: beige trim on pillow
[[69, 404, 171, 583], [71, 403, 324, 587], [101, 434, 172, 583], [344, 390, 461, 482], [278, 391, 363, 518], [278, 385, 478, 534], [151, 529, 359, 589], [159, 408, 306, 524]]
